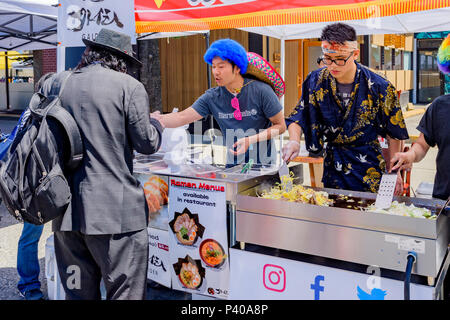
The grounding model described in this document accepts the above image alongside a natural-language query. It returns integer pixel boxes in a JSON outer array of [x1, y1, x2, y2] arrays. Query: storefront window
[[369, 44, 381, 70], [418, 50, 441, 103], [403, 52, 412, 70], [394, 49, 402, 70], [383, 47, 392, 70]]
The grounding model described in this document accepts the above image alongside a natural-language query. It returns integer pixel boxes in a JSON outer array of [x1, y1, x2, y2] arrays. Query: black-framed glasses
[[322, 52, 354, 66]]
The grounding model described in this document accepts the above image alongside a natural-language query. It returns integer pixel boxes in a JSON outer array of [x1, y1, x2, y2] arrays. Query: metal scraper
[[278, 160, 293, 191], [375, 171, 398, 209]]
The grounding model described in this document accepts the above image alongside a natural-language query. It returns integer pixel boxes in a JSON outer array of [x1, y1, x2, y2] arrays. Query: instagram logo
[[263, 264, 286, 292]]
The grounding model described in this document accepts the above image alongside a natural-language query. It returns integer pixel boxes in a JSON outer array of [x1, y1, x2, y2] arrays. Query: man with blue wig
[[153, 38, 286, 167]]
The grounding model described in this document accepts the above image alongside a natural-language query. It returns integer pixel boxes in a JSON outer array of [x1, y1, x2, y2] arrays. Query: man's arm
[[390, 133, 430, 172], [151, 106, 203, 128], [249, 110, 286, 144], [229, 110, 286, 155], [281, 122, 303, 162], [127, 83, 163, 155]]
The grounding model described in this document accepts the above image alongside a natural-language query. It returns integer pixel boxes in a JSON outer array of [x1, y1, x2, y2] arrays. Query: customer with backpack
[[17, 72, 56, 300], [38, 29, 163, 300], [0, 72, 55, 300]]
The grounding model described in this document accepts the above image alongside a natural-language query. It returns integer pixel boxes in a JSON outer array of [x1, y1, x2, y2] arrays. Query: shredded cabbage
[[366, 201, 436, 220], [258, 173, 333, 206]]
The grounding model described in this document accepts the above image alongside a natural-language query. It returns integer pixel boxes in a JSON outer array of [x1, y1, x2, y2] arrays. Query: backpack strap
[[47, 72, 84, 170], [47, 106, 83, 170]]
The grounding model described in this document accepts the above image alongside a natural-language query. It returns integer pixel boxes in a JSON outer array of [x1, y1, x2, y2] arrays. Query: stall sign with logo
[[229, 249, 434, 300], [147, 227, 171, 288], [58, 0, 135, 47], [168, 177, 229, 299]]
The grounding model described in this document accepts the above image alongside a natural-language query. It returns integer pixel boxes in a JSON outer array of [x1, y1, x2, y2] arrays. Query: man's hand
[[150, 111, 165, 128], [229, 137, 250, 156], [390, 150, 415, 172], [282, 140, 300, 163], [394, 171, 404, 196]]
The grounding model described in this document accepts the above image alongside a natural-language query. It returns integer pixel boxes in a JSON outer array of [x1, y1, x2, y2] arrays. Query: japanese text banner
[[58, 0, 135, 48]]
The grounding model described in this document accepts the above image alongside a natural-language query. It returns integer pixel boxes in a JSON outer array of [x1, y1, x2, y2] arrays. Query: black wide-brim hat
[[82, 28, 142, 67]]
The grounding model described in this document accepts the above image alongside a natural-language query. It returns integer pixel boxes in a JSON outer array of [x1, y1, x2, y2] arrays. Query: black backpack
[[0, 73, 83, 225]]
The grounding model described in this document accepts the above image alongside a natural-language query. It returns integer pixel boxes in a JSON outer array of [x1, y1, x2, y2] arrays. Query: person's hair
[[320, 23, 357, 44], [204, 38, 248, 74], [76, 47, 128, 73], [35, 72, 55, 92], [316, 56, 323, 65], [227, 59, 239, 71]]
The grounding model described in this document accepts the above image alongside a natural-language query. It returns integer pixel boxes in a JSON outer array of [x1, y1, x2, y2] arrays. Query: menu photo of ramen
[[199, 239, 227, 269], [169, 208, 205, 246], [173, 255, 206, 291]]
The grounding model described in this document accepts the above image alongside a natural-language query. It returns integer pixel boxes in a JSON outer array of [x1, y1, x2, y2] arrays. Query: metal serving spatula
[[278, 160, 293, 192], [375, 170, 398, 209]]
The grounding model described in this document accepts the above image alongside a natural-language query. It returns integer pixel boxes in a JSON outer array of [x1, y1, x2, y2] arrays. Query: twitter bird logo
[[357, 286, 387, 300]]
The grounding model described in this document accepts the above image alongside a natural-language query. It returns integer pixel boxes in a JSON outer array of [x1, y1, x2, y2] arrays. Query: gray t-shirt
[[336, 82, 354, 108], [417, 94, 450, 200], [192, 77, 282, 166]]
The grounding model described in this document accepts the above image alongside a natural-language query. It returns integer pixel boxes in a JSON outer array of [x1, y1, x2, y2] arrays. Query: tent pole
[[205, 31, 211, 90], [205, 31, 216, 165], [279, 37, 285, 165], [5, 52, 10, 110], [280, 37, 285, 109], [57, 45, 65, 72]]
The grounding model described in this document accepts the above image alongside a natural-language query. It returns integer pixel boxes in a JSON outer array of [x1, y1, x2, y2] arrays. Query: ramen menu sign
[[58, 0, 135, 48], [168, 177, 229, 299]]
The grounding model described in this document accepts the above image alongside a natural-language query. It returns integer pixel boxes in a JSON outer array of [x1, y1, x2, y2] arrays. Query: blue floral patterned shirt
[[286, 63, 409, 193]]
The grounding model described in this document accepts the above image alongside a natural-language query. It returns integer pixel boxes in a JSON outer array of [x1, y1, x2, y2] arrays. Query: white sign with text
[[168, 177, 229, 299], [58, 0, 135, 47], [147, 227, 171, 288]]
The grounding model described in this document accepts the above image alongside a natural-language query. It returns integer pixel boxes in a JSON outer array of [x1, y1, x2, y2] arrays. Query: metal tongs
[[240, 159, 254, 174], [278, 160, 293, 192], [437, 196, 450, 217]]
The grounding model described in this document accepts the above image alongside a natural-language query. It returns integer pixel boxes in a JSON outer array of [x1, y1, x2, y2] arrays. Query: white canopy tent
[[0, 0, 57, 52]]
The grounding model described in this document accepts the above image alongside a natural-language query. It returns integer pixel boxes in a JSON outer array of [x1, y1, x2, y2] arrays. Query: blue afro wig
[[204, 39, 248, 74]]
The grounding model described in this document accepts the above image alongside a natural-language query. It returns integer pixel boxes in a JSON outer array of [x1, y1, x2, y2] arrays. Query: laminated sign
[[168, 177, 229, 299], [58, 0, 135, 47], [147, 228, 171, 288]]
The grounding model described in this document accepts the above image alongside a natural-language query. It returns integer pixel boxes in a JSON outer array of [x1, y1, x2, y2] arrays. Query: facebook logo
[[310, 275, 325, 300]]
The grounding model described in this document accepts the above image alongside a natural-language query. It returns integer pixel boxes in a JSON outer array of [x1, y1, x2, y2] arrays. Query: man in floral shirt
[[283, 23, 409, 193]]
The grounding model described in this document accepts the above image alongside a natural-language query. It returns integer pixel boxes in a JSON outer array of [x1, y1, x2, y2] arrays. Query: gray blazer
[[41, 64, 162, 235]]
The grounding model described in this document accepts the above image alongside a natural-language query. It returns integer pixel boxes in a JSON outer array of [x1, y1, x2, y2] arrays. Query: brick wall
[[33, 48, 57, 85], [41, 49, 57, 75]]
